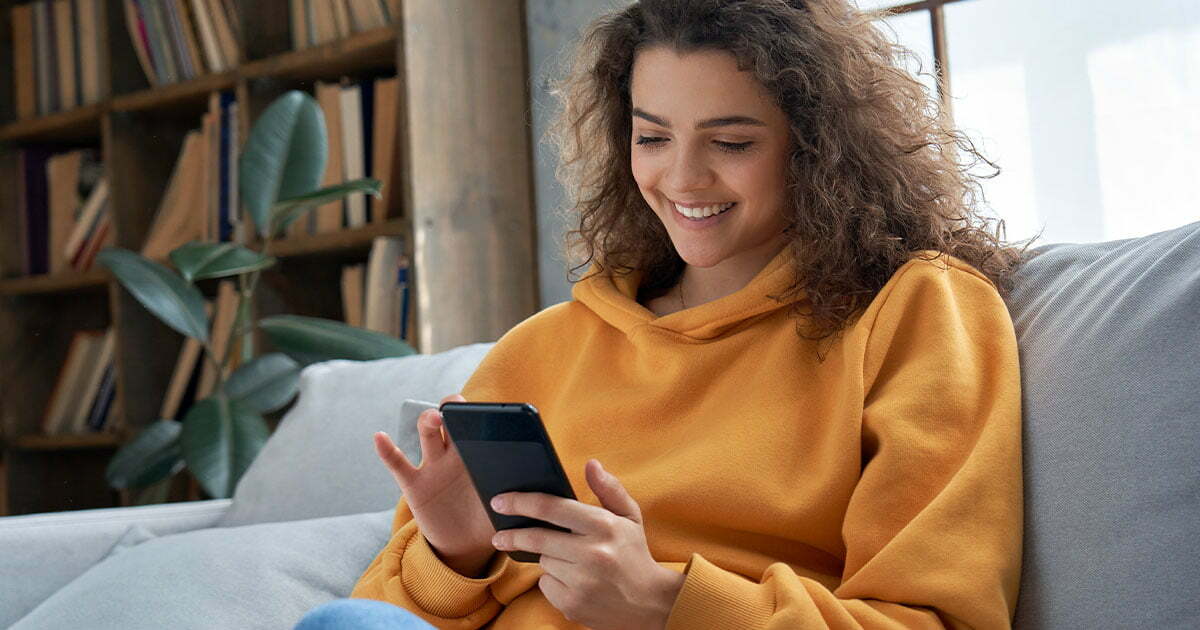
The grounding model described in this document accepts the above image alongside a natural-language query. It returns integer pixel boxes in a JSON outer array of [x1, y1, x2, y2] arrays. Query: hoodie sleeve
[[664, 259, 1024, 629], [349, 496, 544, 628]]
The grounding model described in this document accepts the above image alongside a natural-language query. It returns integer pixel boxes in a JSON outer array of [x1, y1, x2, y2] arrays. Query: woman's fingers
[[416, 409, 448, 460], [373, 431, 416, 483]]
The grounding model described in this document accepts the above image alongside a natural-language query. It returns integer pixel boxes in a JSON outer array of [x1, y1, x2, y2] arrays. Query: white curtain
[[865, 0, 1200, 246]]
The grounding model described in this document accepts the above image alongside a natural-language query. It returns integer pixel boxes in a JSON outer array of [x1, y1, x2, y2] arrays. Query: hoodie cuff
[[665, 553, 774, 629], [400, 532, 510, 618]]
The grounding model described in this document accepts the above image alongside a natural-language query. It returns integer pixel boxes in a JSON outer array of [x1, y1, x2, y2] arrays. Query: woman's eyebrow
[[632, 107, 767, 129]]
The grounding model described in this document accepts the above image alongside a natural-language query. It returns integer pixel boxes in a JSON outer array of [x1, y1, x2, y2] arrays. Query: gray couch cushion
[[218, 343, 495, 527], [1005, 221, 1200, 629], [10, 509, 393, 630]]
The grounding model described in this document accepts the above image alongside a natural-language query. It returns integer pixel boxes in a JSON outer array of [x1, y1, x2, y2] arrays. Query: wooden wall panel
[[401, 0, 538, 353]]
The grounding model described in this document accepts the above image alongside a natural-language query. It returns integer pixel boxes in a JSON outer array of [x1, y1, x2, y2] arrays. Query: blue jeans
[[294, 598, 436, 630]]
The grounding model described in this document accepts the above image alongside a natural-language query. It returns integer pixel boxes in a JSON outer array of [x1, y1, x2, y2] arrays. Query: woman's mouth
[[670, 201, 736, 229], [673, 201, 736, 219]]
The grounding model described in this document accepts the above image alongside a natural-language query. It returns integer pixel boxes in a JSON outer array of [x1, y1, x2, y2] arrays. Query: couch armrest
[[0, 498, 232, 628]]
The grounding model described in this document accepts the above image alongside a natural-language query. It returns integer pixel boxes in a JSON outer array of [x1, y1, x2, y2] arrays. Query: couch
[[2, 221, 1197, 629]]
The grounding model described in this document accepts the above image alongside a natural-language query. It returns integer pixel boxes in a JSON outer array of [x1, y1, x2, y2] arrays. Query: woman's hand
[[490, 460, 685, 630], [373, 394, 497, 578]]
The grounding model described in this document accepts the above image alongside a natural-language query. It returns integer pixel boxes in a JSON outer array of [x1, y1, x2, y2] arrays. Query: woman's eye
[[634, 136, 753, 154], [716, 141, 753, 153]]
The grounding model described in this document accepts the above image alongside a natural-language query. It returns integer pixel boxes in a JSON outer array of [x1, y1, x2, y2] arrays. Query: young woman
[[297, 0, 1028, 628]]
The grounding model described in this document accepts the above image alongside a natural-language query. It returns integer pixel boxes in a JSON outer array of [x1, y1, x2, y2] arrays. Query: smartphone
[[438, 401, 576, 563]]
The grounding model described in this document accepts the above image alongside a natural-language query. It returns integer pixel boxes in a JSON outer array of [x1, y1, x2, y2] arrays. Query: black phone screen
[[438, 402, 577, 562]]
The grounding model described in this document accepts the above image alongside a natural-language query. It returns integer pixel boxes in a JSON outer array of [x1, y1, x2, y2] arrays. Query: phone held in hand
[[438, 401, 577, 563]]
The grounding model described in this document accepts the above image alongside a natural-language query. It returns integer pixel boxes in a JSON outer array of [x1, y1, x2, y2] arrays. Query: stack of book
[[14, 147, 110, 277], [288, 75, 401, 238], [9, 0, 109, 119], [341, 236, 410, 341], [42, 327, 117, 436], [290, 0, 397, 50], [141, 91, 240, 259], [122, 0, 240, 86]]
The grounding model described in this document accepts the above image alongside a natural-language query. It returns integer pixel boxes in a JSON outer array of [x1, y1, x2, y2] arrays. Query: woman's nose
[[663, 146, 715, 192]]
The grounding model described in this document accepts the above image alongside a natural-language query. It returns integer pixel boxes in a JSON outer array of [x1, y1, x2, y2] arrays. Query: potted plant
[[98, 90, 414, 501]]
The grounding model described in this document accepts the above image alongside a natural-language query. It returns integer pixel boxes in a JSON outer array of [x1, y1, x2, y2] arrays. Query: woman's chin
[[671, 244, 728, 268]]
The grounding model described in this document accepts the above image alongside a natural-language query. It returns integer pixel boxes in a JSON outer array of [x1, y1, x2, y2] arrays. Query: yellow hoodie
[[351, 247, 1023, 629]]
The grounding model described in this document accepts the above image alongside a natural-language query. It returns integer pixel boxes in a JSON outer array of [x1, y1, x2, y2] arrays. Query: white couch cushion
[[0, 499, 232, 629], [218, 343, 495, 527], [10, 509, 393, 630], [1005, 221, 1200, 628]]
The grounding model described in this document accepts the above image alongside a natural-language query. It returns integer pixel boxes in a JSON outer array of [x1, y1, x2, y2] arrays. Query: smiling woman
[[342, 1, 1027, 629]]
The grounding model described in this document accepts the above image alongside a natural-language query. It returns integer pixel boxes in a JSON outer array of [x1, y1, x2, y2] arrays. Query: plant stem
[[213, 233, 274, 392]]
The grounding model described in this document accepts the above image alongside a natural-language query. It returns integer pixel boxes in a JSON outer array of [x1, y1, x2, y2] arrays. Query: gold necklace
[[677, 282, 685, 310]]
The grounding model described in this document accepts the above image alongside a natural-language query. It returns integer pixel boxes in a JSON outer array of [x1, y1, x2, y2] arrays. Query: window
[[861, 0, 1200, 245]]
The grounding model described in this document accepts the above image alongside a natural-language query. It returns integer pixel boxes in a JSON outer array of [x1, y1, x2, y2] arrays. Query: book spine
[[218, 91, 233, 242]]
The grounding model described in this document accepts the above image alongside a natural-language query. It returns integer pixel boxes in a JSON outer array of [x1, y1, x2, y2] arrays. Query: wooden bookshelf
[[0, 0, 537, 516]]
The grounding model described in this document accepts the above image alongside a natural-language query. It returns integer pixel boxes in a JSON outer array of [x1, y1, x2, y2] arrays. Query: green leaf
[[239, 90, 328, 238], [98, 248, 209, 343], [223, 352, 301, 413], [179, 397, 270, 499], [105, 420, 185, 489], [269, 178, 383, 237], [258, 315, 415, 366], [169, 241, 277, 283]]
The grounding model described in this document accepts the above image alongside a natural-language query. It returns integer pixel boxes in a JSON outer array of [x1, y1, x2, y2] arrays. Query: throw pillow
[[218, 343, 494, 526]]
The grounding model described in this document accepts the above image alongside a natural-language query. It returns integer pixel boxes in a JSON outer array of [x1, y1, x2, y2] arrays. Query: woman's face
[[629, 46, 793, 270]]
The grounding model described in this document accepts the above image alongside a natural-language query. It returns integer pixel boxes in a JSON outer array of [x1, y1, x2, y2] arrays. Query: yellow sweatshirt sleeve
[[350, 497, 536, 629], [665, 259, 1023, 630]]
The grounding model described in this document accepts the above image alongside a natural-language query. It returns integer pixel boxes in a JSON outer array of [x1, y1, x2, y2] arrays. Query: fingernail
[[492, 533, 508, 549], [491, 495, 507, 512]]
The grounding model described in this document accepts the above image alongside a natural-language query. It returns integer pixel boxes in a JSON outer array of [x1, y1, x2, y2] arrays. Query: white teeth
[[674, 202, 735, 218]]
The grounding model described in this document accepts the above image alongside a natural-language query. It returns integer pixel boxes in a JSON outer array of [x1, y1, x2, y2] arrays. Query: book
[[204, 0, 238, 67], [42, 329, 105, 435], [141, 0, 179, 84], [311, 0, 337, 45], [330, 0, 351, 38], [341, 264, 364, 328], [33, 0, 56, 114], [63, 177, 109, 263], [141, 131, 206, 260], [52, 0, 77, 109], [289, 0, 307, 49], [188, 0, 225, 72], [12, 3, 37, 119], [397, 256, 410, 341], [123, 0, 159, 86], [372, 76, 400, 224], [77, 0, 105, 105], [20, 147, 56, 275], [68, 328, 116, 434], [73, 211, 114, 271], [339, 82, 366, 227], [170, 0, 206, 78], [314, 80, 346, 234], [46, 150, 85, 275], [84, 363, 117, 431], [364, 236, 403, 336]]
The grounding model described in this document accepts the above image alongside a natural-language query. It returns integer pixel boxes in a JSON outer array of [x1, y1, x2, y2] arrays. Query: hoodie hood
[[571, 247, 806, 341]]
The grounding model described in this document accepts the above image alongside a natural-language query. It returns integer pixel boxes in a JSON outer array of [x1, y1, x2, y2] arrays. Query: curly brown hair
[[546, 0, 1036, 349]]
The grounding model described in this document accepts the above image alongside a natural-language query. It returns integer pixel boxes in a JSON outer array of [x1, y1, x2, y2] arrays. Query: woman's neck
[[676, 236, 789, 309]]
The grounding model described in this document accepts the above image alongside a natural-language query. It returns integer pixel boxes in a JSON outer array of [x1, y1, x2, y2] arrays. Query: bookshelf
[[0, 0, 537, 516]]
